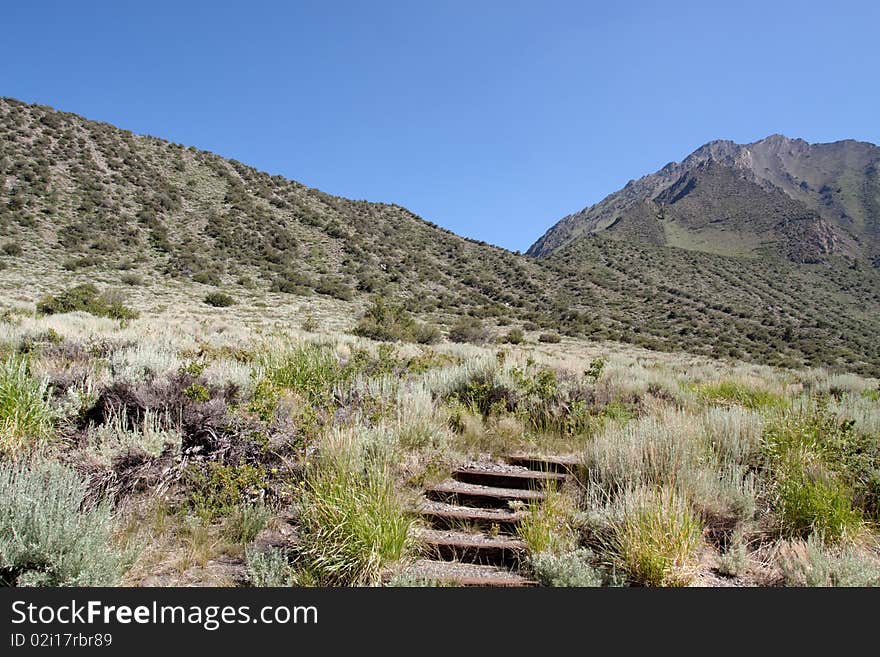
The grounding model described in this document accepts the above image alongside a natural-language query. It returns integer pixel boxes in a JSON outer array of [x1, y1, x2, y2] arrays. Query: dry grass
[[1, 292, 878, 587]]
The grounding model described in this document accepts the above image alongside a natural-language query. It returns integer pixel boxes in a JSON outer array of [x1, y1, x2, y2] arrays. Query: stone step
[[418, 499, 527, 533], [424, 480, 545, 509], [393, 559, 538, 587], [451, 466, 567, 490], [506, 453, 582, 475], [416, 528, 527, 568]]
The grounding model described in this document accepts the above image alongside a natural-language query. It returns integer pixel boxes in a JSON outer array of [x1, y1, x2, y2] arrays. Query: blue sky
[[2, 1, 878, 252]]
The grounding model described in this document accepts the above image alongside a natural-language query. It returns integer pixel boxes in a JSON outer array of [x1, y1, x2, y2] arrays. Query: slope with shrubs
[[1, 303, 878, 587], [0, 97, 561, 324], [2, 97, 880, 375]]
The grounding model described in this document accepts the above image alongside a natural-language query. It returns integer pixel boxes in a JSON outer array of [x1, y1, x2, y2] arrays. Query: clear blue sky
[[2, 1, 878, 252]]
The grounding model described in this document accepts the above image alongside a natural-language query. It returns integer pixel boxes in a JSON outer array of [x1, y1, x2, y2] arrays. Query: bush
[[204, 292, 236, 307], [222, 503, 271, 544], [0, 460, 127, 586], [0, 354, 54, 454], [530, 549, 604, 587], [764, 410, 865, 541], [37, 284, 138, 320], [412, 322, 441, 345], [301, 313, 318, 332], [246, 546, 291, 586], [538, 332, 562, 344], [314, 276, 354, 301], [353, 296, 438, 344], [447, 317, 489, 344], [1, 242, 22, 256], [502, 327, 525, 344], [778, 535, 880, 586], [186, 462, 268, 520], [120, 273, 143, 286]]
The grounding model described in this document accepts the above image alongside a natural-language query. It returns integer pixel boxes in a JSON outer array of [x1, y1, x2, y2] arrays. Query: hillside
[[0, 97, 569, 322], [1, 98, 879, 375], [528, 134, 880, 264]]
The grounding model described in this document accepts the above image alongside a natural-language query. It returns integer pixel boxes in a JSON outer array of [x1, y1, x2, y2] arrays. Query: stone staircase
[[401, 454, 579, 587]]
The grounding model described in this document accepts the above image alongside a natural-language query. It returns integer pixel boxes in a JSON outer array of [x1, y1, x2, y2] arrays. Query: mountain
[[1, 98, 879, 376], [527, 134, 880, 265], [0, 97, 565, 321]]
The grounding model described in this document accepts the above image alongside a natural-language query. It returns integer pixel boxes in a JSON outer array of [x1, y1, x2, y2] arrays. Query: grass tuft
[[0, 354, 55, 454]]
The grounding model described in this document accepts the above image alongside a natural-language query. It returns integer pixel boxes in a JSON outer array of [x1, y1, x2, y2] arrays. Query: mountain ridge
[[527, 134, 880, 262]]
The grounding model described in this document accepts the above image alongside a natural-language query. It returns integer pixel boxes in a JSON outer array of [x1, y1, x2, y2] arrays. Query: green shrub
[[249, 378, 282, 422], [0, 354, 54, 454], [585, 357, 606, 382], [778, 535, 880, 587], [538, 332, 562, 344], [776, 472, 861, 543], [36, 284, 138, 320], [314, 276, 354, 301], [0, 460, 127, 586], [184, 383, 210, 402], [763, 410, 867, 540], [204, 292, 236, 307], [447, 317, 489, 344], [246, 546, 291, 586], [353, 296, 436, 343], [1, 242, 22, 256], [502, 327, 525, 344], [530, 549, 604, 587], [412, 322, 441, 345], [222, 503, 271, 544], [186, 462, 268, 520], [120, 273, 143, 286]]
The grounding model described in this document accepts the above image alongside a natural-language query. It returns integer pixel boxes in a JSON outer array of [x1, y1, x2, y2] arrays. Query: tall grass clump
[[0, 354, 55, 454], [295, 428, 414, 585], [599, 486, 702, 587], [259, 342, 345, 407], [517, 485, 577, 555], [0, 460, 126, 585], [694, 379, 785, 412]]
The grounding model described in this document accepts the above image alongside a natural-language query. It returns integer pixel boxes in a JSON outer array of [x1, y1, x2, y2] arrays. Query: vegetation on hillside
[[0, 305, 877, 587], [2, 97, 880, 375]]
